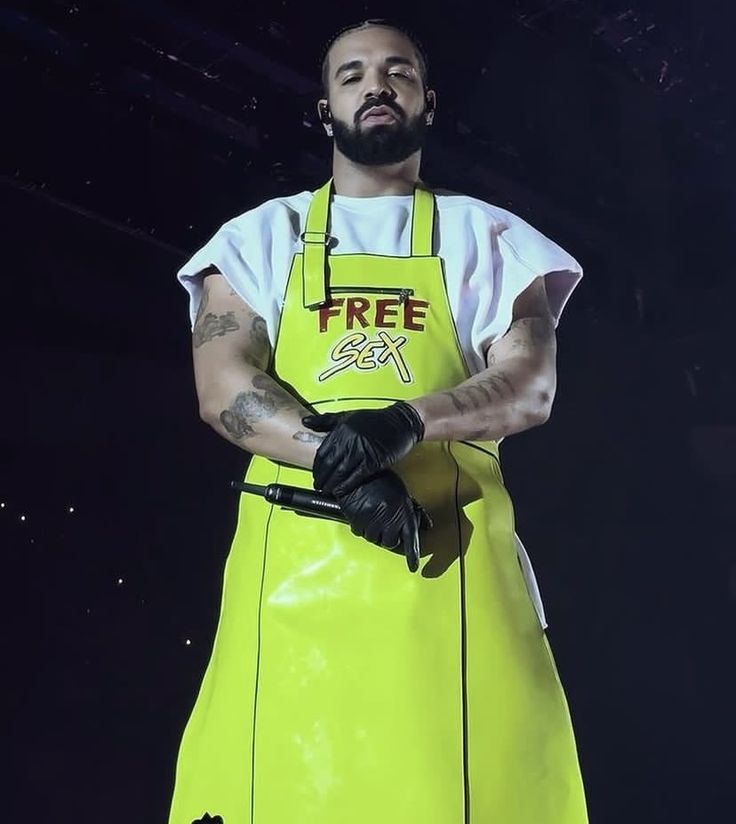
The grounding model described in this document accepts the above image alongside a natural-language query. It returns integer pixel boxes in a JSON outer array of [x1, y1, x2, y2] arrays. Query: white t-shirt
[[178, 187, 580, 628], [177, 188, 583, 375]]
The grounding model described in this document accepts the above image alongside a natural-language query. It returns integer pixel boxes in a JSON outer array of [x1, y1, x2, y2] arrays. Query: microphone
[[231, 480, 423, 573], [230, 480, 347, 522]]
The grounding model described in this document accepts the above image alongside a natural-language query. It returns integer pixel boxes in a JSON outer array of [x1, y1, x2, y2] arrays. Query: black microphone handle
[[231, 480, 419, 571], [266, 482, 347, 522]]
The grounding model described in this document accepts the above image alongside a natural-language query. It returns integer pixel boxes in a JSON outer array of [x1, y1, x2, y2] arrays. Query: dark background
[[3, 0, 735, 820]]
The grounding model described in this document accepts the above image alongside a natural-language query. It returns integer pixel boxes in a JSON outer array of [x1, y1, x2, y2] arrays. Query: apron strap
[[411, 184, 435, 257], [301, 178, 436, 309], [301, 179, 333, 309]]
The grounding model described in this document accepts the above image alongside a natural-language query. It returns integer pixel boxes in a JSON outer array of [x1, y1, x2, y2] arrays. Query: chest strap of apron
[[301, 178, 436, 309]]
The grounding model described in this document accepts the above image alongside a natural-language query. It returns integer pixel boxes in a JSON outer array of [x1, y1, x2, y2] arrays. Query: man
[[169, 19, 588, 824]]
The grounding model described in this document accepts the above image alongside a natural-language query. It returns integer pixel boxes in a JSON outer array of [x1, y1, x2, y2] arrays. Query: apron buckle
[[300, 231, 332, 246]]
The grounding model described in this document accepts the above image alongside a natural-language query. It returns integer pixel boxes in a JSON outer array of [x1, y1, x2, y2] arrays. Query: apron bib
[[168, 180, 587, 824]]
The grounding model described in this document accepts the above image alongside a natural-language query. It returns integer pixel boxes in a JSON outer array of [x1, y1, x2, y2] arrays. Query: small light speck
[[68, 506, 75, 513], [117, 577, 124, 585], [185, 638, 192, 646], [20, 515, 26, 522], [0, 502, 5, 508]]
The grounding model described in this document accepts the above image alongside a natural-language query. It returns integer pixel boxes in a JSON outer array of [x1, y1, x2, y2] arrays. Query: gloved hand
[[302, 402, 425, 496], [336, 470, 433, 572]]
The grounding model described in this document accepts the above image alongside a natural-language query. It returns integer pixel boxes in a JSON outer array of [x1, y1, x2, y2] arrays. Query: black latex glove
[[302, 402, 425, 497], [337, 470, 433, 572]]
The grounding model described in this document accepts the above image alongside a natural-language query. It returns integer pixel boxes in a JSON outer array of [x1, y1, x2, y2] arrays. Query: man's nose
[[363, 73, 396, 101]]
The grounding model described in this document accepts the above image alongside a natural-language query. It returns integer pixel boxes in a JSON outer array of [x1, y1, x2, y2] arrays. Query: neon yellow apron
[[168, 180, 588, 824]]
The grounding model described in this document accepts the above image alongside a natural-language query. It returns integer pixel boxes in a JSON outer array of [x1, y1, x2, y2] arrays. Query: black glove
[[337, 470, 433, 572], [302, 402, 425, 497]]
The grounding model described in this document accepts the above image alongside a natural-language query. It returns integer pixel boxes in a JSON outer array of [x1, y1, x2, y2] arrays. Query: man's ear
[[316, 99, 333, 135], [425, 90, 436, 124]]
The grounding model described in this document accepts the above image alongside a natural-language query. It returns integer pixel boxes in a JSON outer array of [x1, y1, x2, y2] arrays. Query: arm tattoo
[[440, 371, 515, 415], [193, 311, 240, 348], [220, 407, 255, 439], [219, 373, 299, 441], [292, 431, 326, 444], [250, 315, 270, 354], [507, 316, 555, 354], [485, 315, 554, 365], [440, 313, 553, 435], [241, 315, 272, 369]]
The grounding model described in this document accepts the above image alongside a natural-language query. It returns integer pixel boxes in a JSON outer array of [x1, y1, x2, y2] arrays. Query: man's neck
[[331, 151, 422, 197]]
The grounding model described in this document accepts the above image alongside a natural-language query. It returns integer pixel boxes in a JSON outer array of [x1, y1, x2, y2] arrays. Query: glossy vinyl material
[[168, 180, 588, 823]]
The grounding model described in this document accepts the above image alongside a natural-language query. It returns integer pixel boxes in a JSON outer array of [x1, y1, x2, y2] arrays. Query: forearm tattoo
[[440, 372, 515, 415], [441, 314, 554, 427], [292, 431, 326, 444], [219, 373, 300, 441]]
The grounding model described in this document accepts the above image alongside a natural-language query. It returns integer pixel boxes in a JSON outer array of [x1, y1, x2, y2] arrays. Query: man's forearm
[[407, 363, 553, 442], [407, 316, 557, 443], [199, 364, 324, 469]]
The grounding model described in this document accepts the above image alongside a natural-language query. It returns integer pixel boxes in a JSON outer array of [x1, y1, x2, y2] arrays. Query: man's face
[[319, 27, 436, 166]]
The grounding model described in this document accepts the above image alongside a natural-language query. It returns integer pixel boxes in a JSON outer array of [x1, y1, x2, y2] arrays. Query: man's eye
[[342, 76, 359, 84]]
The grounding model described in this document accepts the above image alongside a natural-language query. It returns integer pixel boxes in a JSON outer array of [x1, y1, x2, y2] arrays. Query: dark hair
[[319, 19, 430, 97]]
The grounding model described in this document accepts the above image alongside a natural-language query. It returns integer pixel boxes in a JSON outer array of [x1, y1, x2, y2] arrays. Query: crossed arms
[[192, 266, 557, 468]]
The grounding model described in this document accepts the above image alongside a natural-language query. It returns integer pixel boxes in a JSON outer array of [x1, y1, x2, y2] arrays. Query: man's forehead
[[330, 28, 417, 67]]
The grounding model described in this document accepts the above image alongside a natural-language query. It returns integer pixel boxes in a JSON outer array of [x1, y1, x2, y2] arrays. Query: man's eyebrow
[[334, 56, 416, 78], [334, 59, 362, 78]]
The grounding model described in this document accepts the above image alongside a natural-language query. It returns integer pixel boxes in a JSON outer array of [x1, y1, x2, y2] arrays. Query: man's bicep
[[484, 276, 556, 368], [191, 267, 270, 369]]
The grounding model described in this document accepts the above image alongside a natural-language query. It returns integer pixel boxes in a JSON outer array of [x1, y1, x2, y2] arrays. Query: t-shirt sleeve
[[176, 218, 262, 329], [473, 208, 583, 354]]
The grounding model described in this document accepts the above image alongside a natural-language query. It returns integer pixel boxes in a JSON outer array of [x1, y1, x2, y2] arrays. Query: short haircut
[[319, 19, 430, 97]]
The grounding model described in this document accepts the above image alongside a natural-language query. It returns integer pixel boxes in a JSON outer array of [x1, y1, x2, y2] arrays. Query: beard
[[331, 107, 428, 166]]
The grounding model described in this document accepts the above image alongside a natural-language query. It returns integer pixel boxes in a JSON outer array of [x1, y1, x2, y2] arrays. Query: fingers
[[333, 465, 373, 497], [315, 444, 366, 495], [301, 413, 342, 432], [311, 437, 341, 491], [400, 516, 421, 573], [315, 455, 348, 494]]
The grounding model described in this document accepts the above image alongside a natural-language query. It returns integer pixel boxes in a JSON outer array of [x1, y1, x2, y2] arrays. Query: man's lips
[[361, 105, 398, 122]]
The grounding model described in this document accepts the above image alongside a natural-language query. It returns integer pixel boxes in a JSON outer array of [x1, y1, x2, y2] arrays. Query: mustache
[[356, 99, 403, 121]]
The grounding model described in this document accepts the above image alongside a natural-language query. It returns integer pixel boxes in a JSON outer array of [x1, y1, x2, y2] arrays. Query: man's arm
[[408, 276, 557, 442], [192, 268, 324, 468]]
